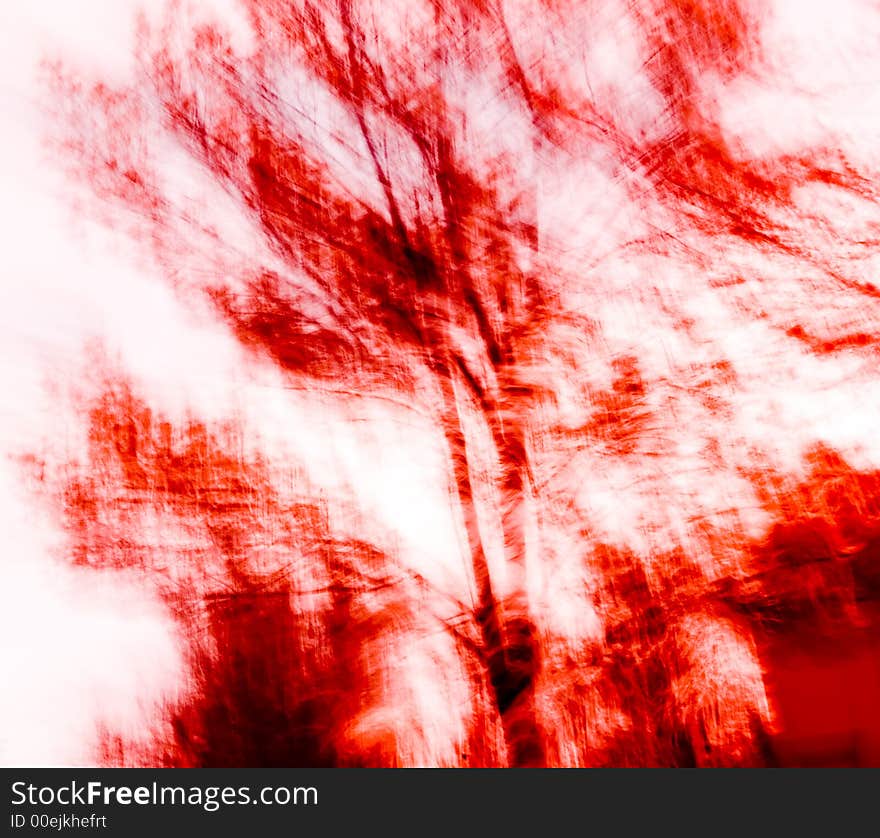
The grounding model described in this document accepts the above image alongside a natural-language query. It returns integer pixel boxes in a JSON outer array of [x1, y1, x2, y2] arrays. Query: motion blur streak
[[3, 0, 880, 766]]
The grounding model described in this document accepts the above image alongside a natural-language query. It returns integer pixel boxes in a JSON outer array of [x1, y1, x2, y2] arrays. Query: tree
[[49, 0, 880, 766]]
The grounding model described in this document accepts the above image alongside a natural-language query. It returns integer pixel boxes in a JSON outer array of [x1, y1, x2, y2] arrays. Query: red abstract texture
[[25, 0, 880, 765]]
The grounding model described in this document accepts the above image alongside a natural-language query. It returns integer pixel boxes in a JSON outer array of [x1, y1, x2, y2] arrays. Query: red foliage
[[42, 0, 880, 765]]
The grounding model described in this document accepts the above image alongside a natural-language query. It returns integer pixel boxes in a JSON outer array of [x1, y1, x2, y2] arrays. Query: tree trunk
[[439, 367, 545, 766]]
